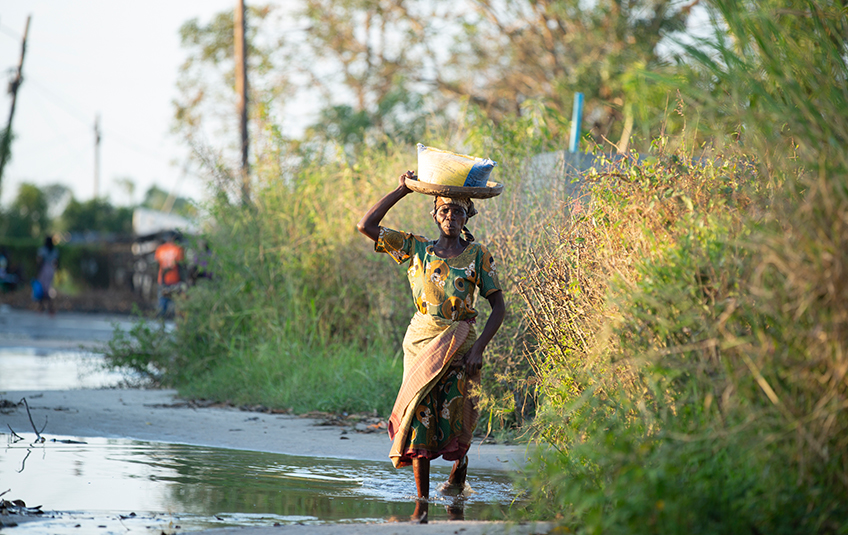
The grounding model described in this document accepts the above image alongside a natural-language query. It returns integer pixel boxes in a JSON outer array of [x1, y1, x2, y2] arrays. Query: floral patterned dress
[[376, 227, 501, 465]]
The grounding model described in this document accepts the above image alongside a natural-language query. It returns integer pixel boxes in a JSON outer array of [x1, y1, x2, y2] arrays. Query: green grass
[[178, 338, 402, 414]]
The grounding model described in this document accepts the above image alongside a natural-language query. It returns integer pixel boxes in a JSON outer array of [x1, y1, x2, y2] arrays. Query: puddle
[[0, 348, 135, 391], [0, 346, 526, 532], [1, 435, 524, 533]]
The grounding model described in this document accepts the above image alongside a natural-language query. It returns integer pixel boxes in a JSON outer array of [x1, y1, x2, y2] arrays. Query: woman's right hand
[[399, 170, 415, 191], [357, 170, 415, 242]]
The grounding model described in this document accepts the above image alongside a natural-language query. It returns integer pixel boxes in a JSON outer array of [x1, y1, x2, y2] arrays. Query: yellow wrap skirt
[[387, 312, 480, 468]]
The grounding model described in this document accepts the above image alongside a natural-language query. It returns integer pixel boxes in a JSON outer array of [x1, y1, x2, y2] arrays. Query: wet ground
[[3, 435, 523, 533], [0, 304, 140, 349], [0, 307, 536, 533], [0, 346, 130, 390]]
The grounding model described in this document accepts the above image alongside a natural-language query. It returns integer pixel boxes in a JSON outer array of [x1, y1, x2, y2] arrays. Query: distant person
[[35, 236, 60, 315], [188, 239, 214, 285], [155, 232, 185, 318], [0, 248, 20, 291]]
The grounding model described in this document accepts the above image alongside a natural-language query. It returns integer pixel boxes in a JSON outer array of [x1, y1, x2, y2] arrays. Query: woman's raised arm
[[357, 171, 414, 242]]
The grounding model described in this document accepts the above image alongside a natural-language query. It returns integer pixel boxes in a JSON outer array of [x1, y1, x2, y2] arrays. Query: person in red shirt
[[155, 232, 185, 317]]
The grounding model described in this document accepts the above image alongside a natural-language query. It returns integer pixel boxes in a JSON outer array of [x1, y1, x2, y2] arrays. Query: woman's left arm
[[464, 290, 505, 375]]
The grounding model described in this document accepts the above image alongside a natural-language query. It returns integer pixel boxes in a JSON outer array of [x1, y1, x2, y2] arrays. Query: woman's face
[[434, 203, 467, 238]]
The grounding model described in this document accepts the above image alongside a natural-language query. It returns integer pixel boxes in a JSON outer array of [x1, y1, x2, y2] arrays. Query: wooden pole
[[0, 15, 31, 186], [234, 0, 250, 203], [93, 114, 102, 198]]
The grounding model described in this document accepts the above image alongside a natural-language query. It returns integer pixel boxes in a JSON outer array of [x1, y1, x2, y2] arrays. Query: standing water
[[0, 347, 130, 390], [2, 435, 523, 533], [0, 314, 527, 533]]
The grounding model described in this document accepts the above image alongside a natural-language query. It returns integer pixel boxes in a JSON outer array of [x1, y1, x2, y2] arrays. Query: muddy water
[[0, 348, 525, 533]]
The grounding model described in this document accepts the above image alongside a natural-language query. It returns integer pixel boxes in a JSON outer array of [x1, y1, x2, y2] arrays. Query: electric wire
[[0, 22, 21, 41]]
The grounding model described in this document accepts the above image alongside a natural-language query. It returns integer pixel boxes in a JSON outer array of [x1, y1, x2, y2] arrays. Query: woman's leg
[[444, 455, 468, 495], [411, 458, 430, 523]]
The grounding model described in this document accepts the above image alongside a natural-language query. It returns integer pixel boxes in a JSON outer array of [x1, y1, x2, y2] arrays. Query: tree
[[172, 4, 292, 192], [3, 183, 49, 239], [60, 198, 133, 235], [287, 0, 435, 148], [141, 186, 197, 218], [437, 0, 692, 142], [289, 0, 695, 150], [173, 0, 697, 174]]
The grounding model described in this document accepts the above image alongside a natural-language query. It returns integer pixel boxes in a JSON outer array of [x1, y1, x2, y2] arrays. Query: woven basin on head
[[406, 177, 504, 199]]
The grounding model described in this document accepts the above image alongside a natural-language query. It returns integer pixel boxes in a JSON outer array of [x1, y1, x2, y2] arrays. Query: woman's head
[[432, 196, 476, 241]]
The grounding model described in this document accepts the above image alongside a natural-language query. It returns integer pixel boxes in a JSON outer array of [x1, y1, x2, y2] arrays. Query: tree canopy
[[173, 0, 697, 173], [1, 183, 49, 239]]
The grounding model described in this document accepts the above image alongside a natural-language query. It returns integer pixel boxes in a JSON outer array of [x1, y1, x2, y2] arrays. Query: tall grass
[[106, 143, 421, 414], [515, 1, 848, 532], [105, 108, 572, 427], [106, 135, 548, 419]]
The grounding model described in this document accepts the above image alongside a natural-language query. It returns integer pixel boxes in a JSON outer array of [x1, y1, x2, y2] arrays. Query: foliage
[[439, 0, 690, 146], [176, 0, 694, 178], [60, 198, 133, 235], [105, 142, 434, 414], [104, 316, 175, 382], [1, 183, 50, 239], [0, 181, 154, 238], [286, 0, 435, 149], [139, 185, 197, 218], [515, 1, 848, 533], [676, 0, 848, 172]]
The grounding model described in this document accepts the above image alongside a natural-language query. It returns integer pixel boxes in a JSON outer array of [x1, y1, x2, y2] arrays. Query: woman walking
[[357, 169, 505, 522], [35, 236, 59, 315]]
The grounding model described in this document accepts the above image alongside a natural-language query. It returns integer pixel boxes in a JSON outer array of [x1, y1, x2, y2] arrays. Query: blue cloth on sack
[[464, 159, 497, 187]]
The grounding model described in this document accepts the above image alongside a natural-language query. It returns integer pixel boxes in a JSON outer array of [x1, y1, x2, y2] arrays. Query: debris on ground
[[0, 493, 45, 528], [300, 411, 388, 433]]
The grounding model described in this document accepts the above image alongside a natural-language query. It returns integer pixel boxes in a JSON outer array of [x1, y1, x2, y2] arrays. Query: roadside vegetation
[[104, 0, 847, 532]]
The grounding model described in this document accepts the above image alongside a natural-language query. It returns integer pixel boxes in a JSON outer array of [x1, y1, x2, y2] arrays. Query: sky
[[0, 1, 254, 209]]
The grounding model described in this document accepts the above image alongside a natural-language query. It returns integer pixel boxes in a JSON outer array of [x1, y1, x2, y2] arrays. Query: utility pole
[[0, 15, 31, 186], [234, 0, 250, 204], [94, 114, 101, 198]]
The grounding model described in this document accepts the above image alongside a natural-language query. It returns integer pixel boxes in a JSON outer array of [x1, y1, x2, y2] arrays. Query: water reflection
[[0, 348, 132, 390], [1, 436, 521, 532]]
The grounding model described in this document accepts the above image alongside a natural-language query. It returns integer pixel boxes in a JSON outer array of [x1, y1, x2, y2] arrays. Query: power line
[[26, 76, 91, 125], [25, 75, 175, 165], [0, 22, 21, 40]]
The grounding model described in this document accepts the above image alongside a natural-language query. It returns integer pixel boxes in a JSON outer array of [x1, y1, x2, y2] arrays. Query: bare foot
[[411, 499, 429, 524], [442, 456, 468, 496]]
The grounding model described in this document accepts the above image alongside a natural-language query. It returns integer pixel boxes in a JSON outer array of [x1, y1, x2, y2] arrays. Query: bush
[[516, 1, 848, 532]]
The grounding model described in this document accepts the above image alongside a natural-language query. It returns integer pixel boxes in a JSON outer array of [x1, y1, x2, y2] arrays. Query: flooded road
[[0, 309, 532, 533], [0, 346, 130, 390], [3, 435, 522, 533]]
